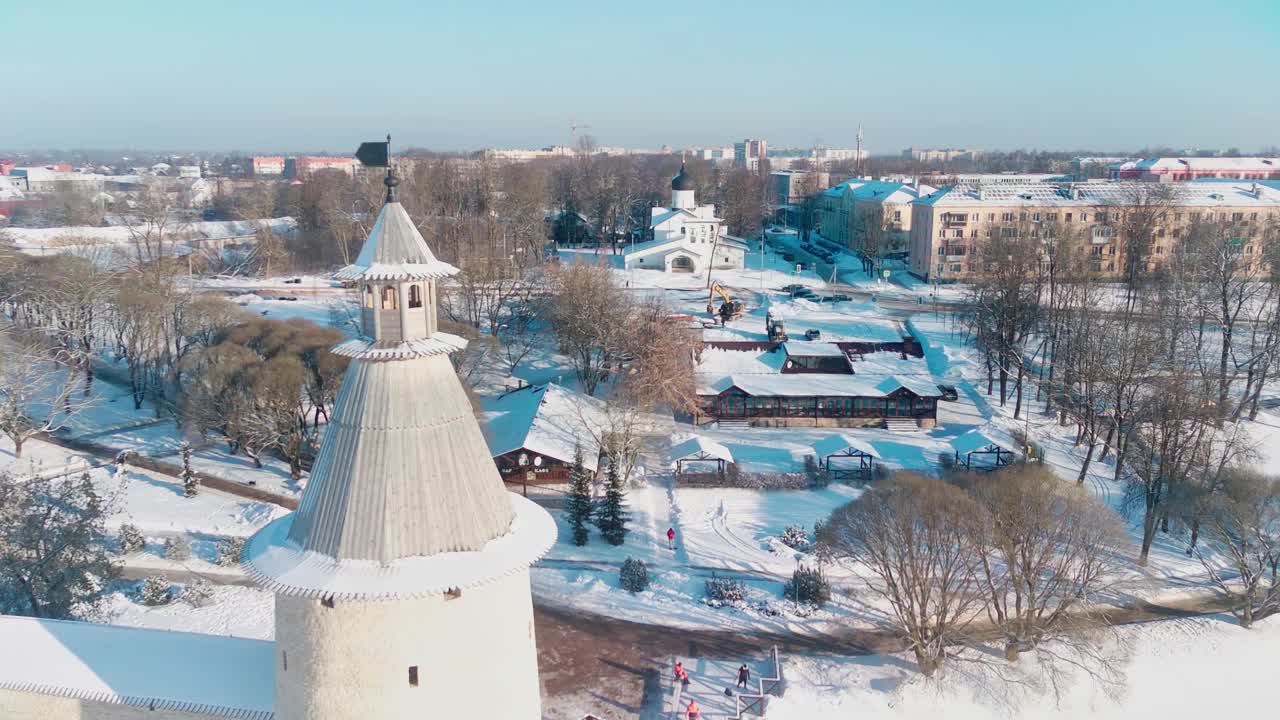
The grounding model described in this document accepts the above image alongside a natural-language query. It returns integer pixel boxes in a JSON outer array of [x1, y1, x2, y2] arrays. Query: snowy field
[[772, 614, 1280, 720]]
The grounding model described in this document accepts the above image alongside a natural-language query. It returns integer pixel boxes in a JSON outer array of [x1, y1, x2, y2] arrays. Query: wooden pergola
[[812, 434, 880, 482], [951, 431, 1014, 471], [670, 436, 735, 482]]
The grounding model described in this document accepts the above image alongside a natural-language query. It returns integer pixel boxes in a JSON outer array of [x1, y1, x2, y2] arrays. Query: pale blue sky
[[3, 0, 1277, 152]]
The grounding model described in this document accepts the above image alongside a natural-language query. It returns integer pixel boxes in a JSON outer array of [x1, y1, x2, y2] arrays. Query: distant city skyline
[[3, 0, 1278, 153]]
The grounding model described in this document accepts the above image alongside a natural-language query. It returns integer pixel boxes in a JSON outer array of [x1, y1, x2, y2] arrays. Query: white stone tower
[[671, 160, 696, 210], [243, 168, 556, 720]]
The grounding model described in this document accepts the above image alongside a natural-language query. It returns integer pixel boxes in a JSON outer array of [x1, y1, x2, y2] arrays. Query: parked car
[[792, 287, 815, 298], [782, 253, 795, 262], [937, 384, 959, 402], [804, 329, 821, 340], [780, 284, 805, 294], [820, 293, 851, 303]]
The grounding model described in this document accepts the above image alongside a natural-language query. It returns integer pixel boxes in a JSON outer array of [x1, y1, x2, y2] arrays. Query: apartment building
[[734, 139, 768, 173], [909, 181, 1280, 282], [818, 179, 936, 256], [251, 156, 285, 176], [902, 147, 980, 163], [1110, 157, 1280, 182]]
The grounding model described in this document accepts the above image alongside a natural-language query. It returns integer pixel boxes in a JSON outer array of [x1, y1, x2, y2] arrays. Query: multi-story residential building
[[817, 179, 936, 257], [734, 139, 768, 173], [902, 147, 980, 163], [909, 181, 1280, 282], [6, 167, 103, 194], [293, 156, 357, 177], [251, 156, 285, 176], [771, 169, 831, 206], [1110, 157, 1280, 182]]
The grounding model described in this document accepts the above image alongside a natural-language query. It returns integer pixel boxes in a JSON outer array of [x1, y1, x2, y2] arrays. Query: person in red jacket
[[686, 699, 701, 719], [667, 527, 676, 549], [673, 660, 685, 684]]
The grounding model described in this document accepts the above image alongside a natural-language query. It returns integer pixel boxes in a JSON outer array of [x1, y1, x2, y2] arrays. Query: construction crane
[[569, 121, 592, 147], [707, 282, 744, 323]]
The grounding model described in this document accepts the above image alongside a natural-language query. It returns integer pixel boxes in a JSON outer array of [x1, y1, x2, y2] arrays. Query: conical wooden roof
[[334, 201, 458, 281], [286, 354, 515, 561]]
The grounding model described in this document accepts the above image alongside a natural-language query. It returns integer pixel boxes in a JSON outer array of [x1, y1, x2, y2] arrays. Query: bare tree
[[547, 262, 628, 396], [0, 335, 91, 458], [963, 466, 1126, 659], [821, 473, 984, 676], [1196, 469, 1280, 628]]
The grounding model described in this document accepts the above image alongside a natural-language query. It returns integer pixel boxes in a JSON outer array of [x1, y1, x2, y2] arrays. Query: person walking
[[673, 660, 685, 686], [686, 699, 701, 719], [667, 527, 676, 549], [737, 663, 750, 689]]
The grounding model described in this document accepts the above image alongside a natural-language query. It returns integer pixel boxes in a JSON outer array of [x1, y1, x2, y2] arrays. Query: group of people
[[673, 659, 753, 719]]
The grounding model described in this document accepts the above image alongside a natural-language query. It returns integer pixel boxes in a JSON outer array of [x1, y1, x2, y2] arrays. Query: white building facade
[[624, 163, 746, 273]]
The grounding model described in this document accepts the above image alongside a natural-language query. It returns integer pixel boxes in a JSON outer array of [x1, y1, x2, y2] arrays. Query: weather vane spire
[[355, 134, 397, 204]]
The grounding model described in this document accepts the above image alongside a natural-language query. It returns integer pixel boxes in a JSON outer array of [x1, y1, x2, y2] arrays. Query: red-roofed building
[[252, 156, 285, 176]]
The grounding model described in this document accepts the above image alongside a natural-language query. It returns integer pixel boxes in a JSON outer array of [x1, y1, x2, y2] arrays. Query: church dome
[[671, 163, 695, 191]]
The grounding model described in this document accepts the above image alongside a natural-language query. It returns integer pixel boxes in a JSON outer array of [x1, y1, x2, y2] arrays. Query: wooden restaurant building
[[695, 341, 944, 429]]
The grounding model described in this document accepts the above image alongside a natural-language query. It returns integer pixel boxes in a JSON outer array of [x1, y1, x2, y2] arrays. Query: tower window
[[381, 285, 399, 309], [282, 651, 287, 671], [363, 285, 375, 309], [408, 284, 423, 309], [408, 666, 419, 687]]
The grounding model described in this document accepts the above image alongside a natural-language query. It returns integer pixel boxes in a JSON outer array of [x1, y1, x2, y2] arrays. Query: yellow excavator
[[707, 282, 745, 323]]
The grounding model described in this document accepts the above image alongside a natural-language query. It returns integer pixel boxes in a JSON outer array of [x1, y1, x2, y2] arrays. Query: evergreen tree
[[118, 523, 146, 554], [178, 441, 199, 497], [566, 443, 592, 546], [595, 456, 629, 546]]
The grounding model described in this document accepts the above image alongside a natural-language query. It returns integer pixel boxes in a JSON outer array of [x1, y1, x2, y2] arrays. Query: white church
[[0, 166, 556, 719], [624, 162, 748, 273]]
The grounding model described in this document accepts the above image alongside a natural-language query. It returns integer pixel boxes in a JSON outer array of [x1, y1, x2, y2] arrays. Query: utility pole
[[855, 122, 865, 177]]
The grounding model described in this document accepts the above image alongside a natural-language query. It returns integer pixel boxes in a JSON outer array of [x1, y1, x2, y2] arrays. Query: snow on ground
[[104, 584, 275, 641], [5, 217, 297, 249], [772, 614, 1280, 720], [229, 292, 350, 330]]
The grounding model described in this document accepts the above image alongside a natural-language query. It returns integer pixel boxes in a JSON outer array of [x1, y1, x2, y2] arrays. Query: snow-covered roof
[[670, 435, 734, 465], [330, 331, 468, 360], [874, 374, 944, 398], [334, 201, 459, 281], [916, 180, 1280, 208], [784, 341, 847, 358], [700, 373, 941, 398], [950, 430, 1007, 456], [812, 433, 880, 460], [282, 354, 516, 565], [246, 493, 556, 600], [697, 347, 788, 375], [0, 616, 273, 719], [1132, 157, 1278, 172], [483, 383, 607, 472], [822, 179, 938, 204]]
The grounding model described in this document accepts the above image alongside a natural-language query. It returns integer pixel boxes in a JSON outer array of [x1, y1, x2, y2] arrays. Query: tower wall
[[672, 188, 695, 209], [273, 569, 541, 720]]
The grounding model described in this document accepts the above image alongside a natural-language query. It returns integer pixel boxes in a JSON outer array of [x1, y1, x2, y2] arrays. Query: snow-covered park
[[3, 249, 1278, 719]]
